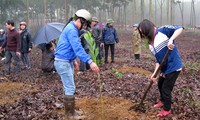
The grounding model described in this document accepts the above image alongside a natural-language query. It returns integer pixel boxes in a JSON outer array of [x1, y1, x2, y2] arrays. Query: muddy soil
[[0, 30, 199, 120]]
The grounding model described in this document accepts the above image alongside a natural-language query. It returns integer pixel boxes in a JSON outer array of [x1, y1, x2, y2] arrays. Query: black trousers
[[104, 44, 115, 62], [158, 71, 180, 111]]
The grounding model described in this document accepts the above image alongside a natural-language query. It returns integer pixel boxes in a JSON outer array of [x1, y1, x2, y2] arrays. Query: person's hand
[[167, 39, 174, 50], [73, 61, 79, 71], [100, 43, 104, 48], [0, 47, 2, 53], [16, 52, 21, 57], [150, 74, 158, 83], [90, 62, 99, 73], [28, 48, 32, 52]]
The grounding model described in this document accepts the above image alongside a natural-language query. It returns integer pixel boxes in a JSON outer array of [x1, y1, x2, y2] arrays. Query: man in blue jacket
[[54, 9, 99, 119], [102, 18, 119, 63]]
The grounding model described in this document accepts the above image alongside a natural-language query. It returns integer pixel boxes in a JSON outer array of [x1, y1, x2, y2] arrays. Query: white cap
[[75, 9, 91, 21]]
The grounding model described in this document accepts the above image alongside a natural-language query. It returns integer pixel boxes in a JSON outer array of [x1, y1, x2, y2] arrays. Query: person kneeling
[[41, 42, 55, 73]]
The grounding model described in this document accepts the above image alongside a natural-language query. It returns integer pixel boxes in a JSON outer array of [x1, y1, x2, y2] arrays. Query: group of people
[[0, 20, 59, 75], [80, 16, 119, 68], [0, 20, 32, 76], [0, 9, 183, 119], [54, 9, 183, 119]]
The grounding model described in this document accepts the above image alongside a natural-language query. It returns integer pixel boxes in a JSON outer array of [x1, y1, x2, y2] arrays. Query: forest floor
[[0, 30, 199, 120]]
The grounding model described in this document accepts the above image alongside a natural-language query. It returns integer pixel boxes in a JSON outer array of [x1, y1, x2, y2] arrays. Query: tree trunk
[[170, 0, 174, 24], [141, 0, 144, 20], [190, 0, 196, 31], [160, 0, 163, 26], [132, 0, 137, 24], [26, 0, 29, 25], [124, 4, 127, 30], [166, 0, 169, 24], [149, 0, 153, 21], [43, 0, 46, 23], [154, 0, 157, 24]]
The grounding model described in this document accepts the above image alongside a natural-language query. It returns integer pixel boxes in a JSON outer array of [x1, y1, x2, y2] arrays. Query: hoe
[[130, 49, 171, 112]]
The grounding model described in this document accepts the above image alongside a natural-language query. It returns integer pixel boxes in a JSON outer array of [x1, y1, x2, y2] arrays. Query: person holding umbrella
[[54, 9, 99, 119], [138, 19, 183, 117]]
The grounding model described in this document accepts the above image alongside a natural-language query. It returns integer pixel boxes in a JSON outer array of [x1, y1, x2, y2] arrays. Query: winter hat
[[106, 19, 114, 24], [92, 17, 99, 22], [133, 24, 139, 27]]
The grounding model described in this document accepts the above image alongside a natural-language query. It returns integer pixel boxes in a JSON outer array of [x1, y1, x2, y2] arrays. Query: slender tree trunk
[[26, 0, 29, 25], [132, 0, 137, 23], [178, 2, 184, 26], [43, 0, 46, 23], [141, 0, 144, 21], [181, 2, 184, 26], [149, 0, 153, 21], [160, 0, 163, 26], [124, 4, 127, 30], [119, 6, 122, 30], [154, 0, 157, 24], [170, 0, 174, 24], [190, 0, 196, 31], [167, 0, 169, 24]]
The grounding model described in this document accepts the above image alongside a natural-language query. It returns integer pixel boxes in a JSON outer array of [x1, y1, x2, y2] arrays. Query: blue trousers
[[21, 52, 30, 68], [5, 51, 20, 74], [54, 60, 75, 96]]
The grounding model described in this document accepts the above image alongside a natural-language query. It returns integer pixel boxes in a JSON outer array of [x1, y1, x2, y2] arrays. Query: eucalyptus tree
[[170, 0, 175, 24], [149, 0, 153, 21], [190, 0, 196, 30], [166, 0, 170, 24], [0, 0, 25, 27], [176, 0, 184, 26], [140, 0, 145, 20], [132, 0, 137, 24], [120, 0, 132, 30], [157, 0, 165, 26]]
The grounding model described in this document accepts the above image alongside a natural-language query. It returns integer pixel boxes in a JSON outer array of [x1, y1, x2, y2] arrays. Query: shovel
[[130, 49, 171, 112]]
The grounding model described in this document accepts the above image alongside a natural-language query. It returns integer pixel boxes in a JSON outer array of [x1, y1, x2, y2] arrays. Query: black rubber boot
[[134, 54, 140, 60], [63, 95, 86, 119]]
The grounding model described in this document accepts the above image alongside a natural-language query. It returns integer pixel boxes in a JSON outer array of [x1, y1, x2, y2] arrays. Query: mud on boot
[[63, 95, 86, 119]]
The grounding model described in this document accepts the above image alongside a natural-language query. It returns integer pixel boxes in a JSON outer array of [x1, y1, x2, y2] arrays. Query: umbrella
[[32, 22, 65, 45]]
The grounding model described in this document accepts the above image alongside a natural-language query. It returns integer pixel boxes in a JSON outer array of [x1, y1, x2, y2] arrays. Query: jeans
[[21, 52, 30, 68], [54, 60, 75, 96], [5, 51, 20, 74], [158, 71, 180, 111]]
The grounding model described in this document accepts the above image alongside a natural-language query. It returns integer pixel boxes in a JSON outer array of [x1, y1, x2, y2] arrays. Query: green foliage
[[184, 62, 200, 76], [184, 62, 200, 70], [180, 87, 200, 109], [143, 38, 149, 49], [84, 32, 99, 64], [112, 68, 123, 78]]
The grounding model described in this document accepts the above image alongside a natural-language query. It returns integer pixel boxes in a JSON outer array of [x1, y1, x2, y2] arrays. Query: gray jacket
[[92, 24, 103, 45]]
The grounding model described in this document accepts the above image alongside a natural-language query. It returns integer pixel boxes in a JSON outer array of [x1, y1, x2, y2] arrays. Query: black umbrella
[[32, 22, 65, 45]]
